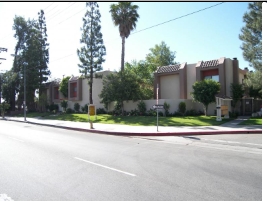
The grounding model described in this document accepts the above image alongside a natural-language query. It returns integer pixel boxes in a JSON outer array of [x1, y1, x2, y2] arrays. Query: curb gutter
[[2, 118, 262, 136]]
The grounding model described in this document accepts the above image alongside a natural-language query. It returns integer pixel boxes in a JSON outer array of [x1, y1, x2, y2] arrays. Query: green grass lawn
[[15, 112, 235, 126], [238, 117, 262, 125]]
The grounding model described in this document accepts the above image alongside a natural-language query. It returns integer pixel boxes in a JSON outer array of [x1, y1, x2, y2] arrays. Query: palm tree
[[110, 2, 139, 72]]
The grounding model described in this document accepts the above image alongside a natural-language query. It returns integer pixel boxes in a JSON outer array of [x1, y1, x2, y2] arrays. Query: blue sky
[[0, 2, 262, 80]]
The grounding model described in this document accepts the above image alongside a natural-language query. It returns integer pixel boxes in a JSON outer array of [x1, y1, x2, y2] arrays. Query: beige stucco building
[[44, 70, 113, 111], [43, 57, 250, 116], [153, 57, 248, 115]]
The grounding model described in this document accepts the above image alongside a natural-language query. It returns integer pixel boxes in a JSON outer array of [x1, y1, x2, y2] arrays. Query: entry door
[[243, 99, 252, 115]]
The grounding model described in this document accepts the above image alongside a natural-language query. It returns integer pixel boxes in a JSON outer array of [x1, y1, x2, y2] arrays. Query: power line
[[46, 2, 76, 22], [131, 2, 225, 35], [48, 2, 225, 64], [2, 2, 226, 65]]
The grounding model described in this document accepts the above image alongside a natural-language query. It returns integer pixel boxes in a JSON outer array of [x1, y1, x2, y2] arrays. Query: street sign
[[88, 105, 95, 116], [153, 104, 164, 109]]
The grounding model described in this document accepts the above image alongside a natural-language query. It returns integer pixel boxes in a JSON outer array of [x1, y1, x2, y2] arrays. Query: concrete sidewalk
[[1, 116, 262, 136]]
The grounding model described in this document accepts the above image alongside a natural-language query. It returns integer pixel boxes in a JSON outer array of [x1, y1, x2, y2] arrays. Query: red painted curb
[[27, 121, 262, 136]]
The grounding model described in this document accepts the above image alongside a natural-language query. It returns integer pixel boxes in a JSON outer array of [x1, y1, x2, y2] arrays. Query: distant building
[[43, 70, 114, 111]]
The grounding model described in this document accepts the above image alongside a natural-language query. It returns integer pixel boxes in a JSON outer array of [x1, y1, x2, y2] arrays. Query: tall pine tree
[[239, 2, 262, 71], [77, 2, 106, 104], [239, 2, 262, 95], [36, 10, 50, 95]]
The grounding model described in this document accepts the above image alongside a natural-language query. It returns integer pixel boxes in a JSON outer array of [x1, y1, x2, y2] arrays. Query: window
[[54, 87, 59, 99], [70, 83, 77, 98], [204, 75, 219, 82]]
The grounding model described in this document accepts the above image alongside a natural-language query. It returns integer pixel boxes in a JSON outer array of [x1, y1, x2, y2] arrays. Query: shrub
[[173, 111, 183, 117], [137, 100, 146, 115], [229, 111, 239, 118], [0, 103, 10, 117], [74, 103, 80, 112], [97, 108, 107, 114], [163, 102, 170, 117], [128, 109, 139, 116], [179, 102, 186, 115], [82, 104, 89, 113], [146, 108, 156, 116], [158, 111, 164, 116], [66, 108, 74, 114], [49, 103, 55, 112], [54, 104, 59, 112], [184, 109, 204, 116], [60, 100, 68, 112]]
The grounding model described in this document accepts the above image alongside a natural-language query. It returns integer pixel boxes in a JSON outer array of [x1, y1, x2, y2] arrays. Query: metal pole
[[24, 64, 26, 122], [157, 83, 159, 132], [0, 73, 2, 105], [157, 109, 158, 132]]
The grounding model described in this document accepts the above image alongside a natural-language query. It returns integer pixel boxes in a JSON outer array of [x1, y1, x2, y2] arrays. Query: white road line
[[74, 157, 136, 177], [244, 143, 262, 146], [9, 137, 24, 142], [200, 138, 262, 146], [191, 143, 262, 155], [0, 194, 13, 201]]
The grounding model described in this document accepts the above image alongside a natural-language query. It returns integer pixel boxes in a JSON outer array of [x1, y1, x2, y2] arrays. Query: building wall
[[186, 63, 197, 99], [225, 58, 234, 96], [63, 70, 113, 111], [160, 74, 180, 99]]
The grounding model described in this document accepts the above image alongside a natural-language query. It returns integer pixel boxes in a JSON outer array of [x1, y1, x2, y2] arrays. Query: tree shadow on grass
[[93, 115, 234, 126]]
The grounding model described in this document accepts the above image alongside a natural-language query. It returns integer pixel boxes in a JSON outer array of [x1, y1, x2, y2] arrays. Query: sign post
[[157, 84, 159, 132]]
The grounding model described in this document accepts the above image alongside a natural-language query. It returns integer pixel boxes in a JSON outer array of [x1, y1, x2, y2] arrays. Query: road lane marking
[[200, 138, 262, 146], [74, 157, 136, 177], [191, 143, 262, 155], [244, 143, 262, 146], [0, 194, 13, 201], [9, 137, 24, 142]]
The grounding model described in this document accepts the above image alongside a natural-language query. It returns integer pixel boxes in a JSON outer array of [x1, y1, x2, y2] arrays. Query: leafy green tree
[[99, 70, 142, 114], [230, 83, 245, 112], [1, 70, 19, 106], [11, 16, 28, 110], [243, 70, 262, 96], [11, 11, 50, 111], [146, 41, 177, 72], [110, 2, 139, 71], [125, 60, 153, 99], [248, 86, 261, 99], [191, 79, 220, 116], [59, 76, 71, 98], [77, 2, 106, 105]]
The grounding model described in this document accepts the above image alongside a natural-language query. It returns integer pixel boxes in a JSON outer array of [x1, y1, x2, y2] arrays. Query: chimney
[[244, 67, 248, 71], [233, 57, 237, 60]]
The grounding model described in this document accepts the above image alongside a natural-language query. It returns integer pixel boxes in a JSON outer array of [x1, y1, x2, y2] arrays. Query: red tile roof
[[200, 59, 219, 68], [156, 64, 181, 73]]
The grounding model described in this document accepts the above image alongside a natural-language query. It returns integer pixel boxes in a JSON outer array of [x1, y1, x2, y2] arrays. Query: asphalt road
[[0, 120, 262, 201]]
